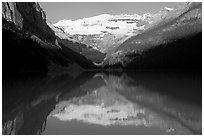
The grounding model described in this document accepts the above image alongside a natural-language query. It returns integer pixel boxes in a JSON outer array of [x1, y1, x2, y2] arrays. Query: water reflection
[[2, 71, 202, 135]]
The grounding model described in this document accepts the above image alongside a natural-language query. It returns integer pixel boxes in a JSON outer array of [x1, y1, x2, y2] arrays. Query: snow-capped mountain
[[49, 2, 201, 69], [50, 6, 184, 54], [54, 13, 152, 36], [102, 2, 202, 68], [52, 13, 154, 53]]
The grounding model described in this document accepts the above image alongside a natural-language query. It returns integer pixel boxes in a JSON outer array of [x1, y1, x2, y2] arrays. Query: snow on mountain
[[103, 2, 202, 68], [52, 13, 154, 53], [53, 13, 149, 36], [51, 6, 178, 54], [164, 7, 174, 11]]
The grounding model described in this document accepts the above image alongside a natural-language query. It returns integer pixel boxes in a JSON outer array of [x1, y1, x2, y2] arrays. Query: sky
[[39, 2, 185, 23]]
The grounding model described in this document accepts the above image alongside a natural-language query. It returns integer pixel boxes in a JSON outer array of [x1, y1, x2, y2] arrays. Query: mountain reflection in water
[[2, 71, 202, 135]]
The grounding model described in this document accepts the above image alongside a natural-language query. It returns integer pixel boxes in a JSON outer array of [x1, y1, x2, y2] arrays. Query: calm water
[[2, 71, 202, 135]]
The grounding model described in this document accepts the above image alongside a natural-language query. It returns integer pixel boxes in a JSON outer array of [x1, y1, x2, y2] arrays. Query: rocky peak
[[2, 2, 56, 44], [2, 2, 23, 27]]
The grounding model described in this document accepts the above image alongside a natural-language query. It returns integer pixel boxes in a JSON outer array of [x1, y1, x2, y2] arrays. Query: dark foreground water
[[2, 71, 202, 135]]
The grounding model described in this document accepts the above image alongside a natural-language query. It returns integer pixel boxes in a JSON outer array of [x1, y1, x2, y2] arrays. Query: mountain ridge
[[52, 11, 155, 53], [2, 2, 202, 72], [2, 2, 100, 74]]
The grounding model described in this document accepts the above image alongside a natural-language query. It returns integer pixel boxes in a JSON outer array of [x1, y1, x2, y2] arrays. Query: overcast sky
[[39, 2, 185, 23]]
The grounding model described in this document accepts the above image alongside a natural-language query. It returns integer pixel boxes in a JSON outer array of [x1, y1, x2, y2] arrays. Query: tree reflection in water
[[2, 71, 202, 135]]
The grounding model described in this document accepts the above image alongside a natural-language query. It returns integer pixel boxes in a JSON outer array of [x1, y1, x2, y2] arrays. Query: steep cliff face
[[2, 2, 23, 27], [2, 2, 98, 74], [2, 2, 56, 44]]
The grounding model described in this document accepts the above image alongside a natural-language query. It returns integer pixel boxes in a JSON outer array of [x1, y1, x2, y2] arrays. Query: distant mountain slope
[[51, 5, 188, 55], [52, 13, 153, 53], [103, 2, 202, 70], [48, 23, 106, 63], [51, 3, 202, 69]]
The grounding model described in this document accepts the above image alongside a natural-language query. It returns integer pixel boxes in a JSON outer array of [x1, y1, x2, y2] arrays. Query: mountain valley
[[2, 2, 202, 73]]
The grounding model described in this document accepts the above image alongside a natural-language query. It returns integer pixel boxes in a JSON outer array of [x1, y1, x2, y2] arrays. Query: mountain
[[102, 2, 202, 69], [2, 2, 202, 72], [51, 3, 202, 70], [51, 5, 187, 55], [48, 22, 106, 63], [52, 13, 153, 54], [2, 2, 56, 44], [2, 2, 99, 74]]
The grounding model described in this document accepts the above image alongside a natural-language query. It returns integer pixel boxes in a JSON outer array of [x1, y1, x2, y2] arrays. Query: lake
[[2, 70, 202, 135]]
